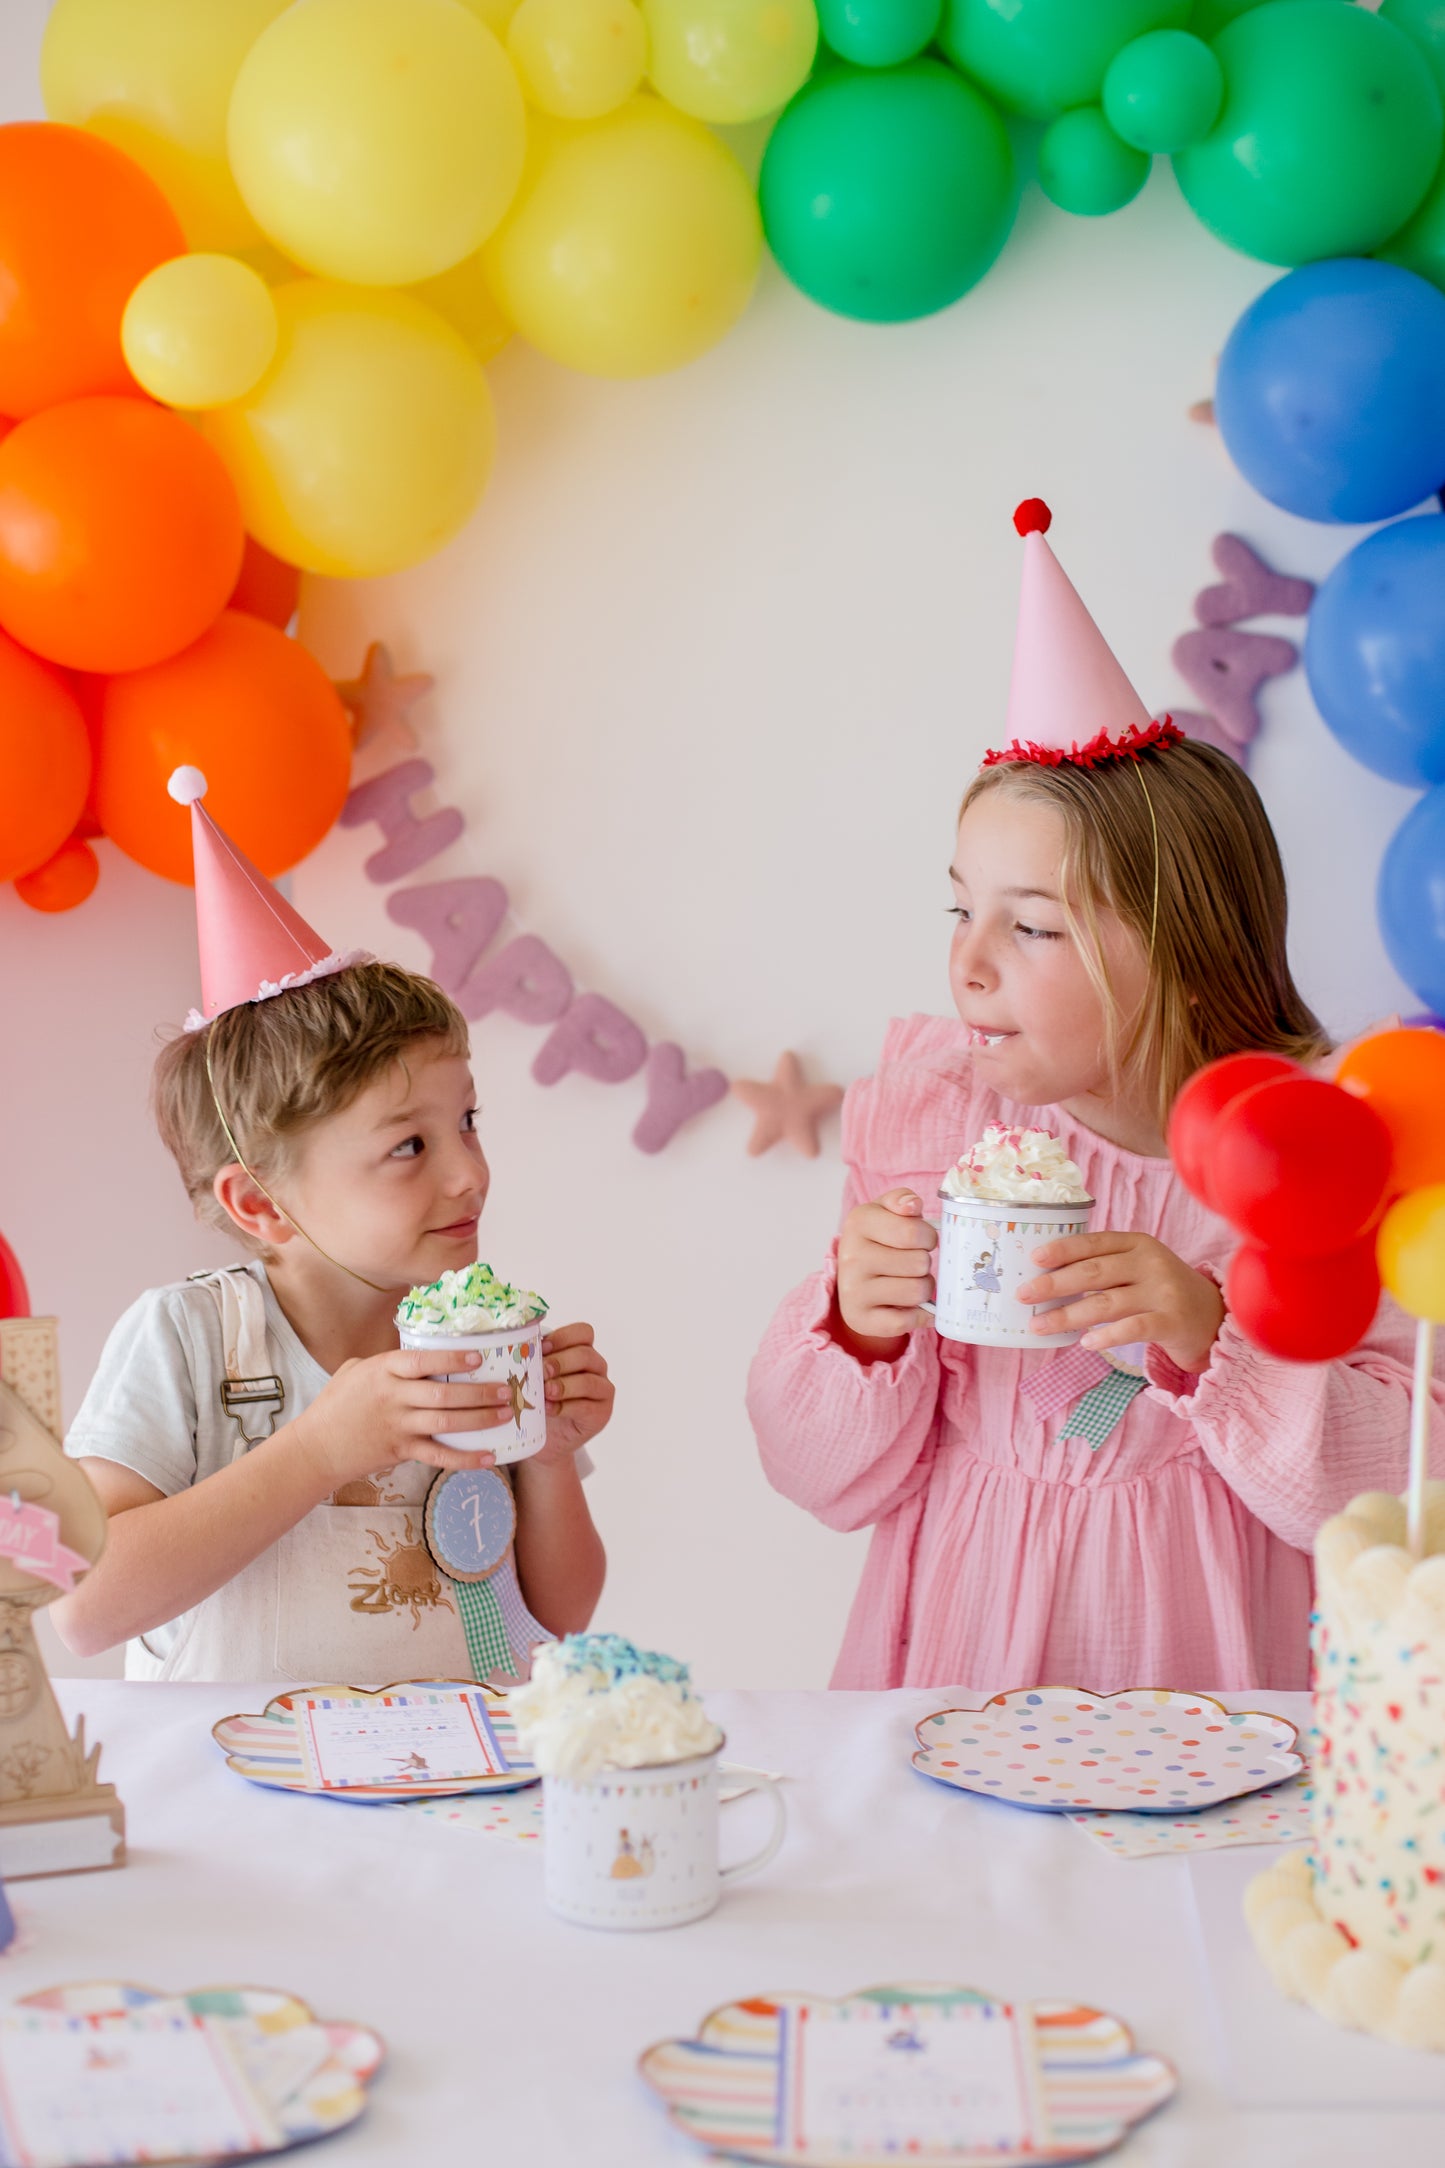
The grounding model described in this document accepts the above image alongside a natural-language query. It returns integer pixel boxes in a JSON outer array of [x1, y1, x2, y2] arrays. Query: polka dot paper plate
[[912, 1688, 1302, 1813]]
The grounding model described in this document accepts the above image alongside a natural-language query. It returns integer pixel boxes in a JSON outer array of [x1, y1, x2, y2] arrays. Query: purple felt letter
[[1171, 626, 1298, 747], [632, 1042, 730, 1153], [387, 878, 509, 994], [464, 936, 574, 1026], [1194, 535, 1315, 627], [340, 760, 465, 883], [532, 993, 647, 1087], [1171, 708, 1250, 767]]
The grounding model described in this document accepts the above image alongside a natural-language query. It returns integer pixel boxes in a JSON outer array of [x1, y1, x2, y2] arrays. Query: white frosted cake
[[1246, 1482, 1445, 2051]]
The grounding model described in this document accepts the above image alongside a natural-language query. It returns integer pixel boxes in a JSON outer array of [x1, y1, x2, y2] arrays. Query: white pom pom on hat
[[167, 765, 209, 805]]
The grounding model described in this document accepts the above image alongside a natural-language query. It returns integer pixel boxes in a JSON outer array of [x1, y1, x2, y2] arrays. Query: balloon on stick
[[0, 396, 244, 673], [95, 610, 352, 884], [0, 121, 185, 417], [1208, 1075, 1392, 1257], [1225, 1237, 1381, 1364], [1377, 1183, 1445, 1554], [1337, 1028, 1445, 1193], [1166, 1050, 1301, 1210]]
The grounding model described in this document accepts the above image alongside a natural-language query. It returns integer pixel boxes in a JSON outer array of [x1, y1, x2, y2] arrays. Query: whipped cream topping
[[941, 1121, 1089, 1206], [396, 1262, 548, 1336], [509, 1633, 723, 1781]]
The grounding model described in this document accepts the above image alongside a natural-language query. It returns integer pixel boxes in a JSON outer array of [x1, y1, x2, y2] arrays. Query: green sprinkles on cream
[[396, 1262, 548, 1333]]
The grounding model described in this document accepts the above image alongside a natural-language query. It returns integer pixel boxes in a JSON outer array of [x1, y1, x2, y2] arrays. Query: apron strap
[[188, 1267, 286, 1452]]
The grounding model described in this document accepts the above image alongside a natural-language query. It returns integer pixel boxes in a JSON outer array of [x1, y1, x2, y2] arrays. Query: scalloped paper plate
[[10, 1980, 382, 2158], [640, 1984, 1176, 2166], [212, 1679, 538, 1801], [913, 1688, 1302, 1813]]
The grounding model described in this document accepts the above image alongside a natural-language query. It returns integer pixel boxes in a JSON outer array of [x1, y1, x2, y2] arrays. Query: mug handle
[[717, 1763, 786, 1884]]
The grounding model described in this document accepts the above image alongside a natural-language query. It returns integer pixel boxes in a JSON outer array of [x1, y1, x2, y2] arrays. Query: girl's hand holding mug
[[834, 1188, 938, 1359], [1018, 1231, 1225, 1374]]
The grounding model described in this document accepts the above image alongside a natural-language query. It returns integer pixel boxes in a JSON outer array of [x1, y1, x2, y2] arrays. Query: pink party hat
[[985, 500, 1180, 768], [168, 767, 369, 1030]]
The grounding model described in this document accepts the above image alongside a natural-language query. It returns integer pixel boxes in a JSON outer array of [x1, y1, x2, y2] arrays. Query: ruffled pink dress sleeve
[[747, 1013, 1445, 1694]]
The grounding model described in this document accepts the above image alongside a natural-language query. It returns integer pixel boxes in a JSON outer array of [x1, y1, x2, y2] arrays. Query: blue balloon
[[1216, 258, 1445, 521], [1305, 515, 1445, 787], [1379, 784, 1445, 1016]]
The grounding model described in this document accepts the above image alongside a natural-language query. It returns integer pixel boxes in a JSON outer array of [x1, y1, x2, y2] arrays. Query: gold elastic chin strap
[[205, 1039, 392, 1296], [1132, 760, 1162, 958]]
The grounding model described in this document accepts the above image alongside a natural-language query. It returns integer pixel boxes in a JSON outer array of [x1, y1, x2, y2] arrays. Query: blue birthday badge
[[425, 1465, 516, 1583]]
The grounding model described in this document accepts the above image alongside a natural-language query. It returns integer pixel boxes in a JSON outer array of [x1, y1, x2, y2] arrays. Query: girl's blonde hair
[[152, 961, 468, 1244], [959, 738, 1329, 1128]]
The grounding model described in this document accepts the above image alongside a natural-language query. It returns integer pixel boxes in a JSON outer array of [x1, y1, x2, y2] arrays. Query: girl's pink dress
[[747, 1015, 1445, 1692]]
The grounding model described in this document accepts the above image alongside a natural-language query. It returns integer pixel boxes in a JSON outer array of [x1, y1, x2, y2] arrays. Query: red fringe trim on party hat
[[981, 717, 1185, 770]]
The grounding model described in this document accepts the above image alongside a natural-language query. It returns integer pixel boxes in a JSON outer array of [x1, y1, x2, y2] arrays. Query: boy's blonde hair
[[959, 738, 1329, 1128], [153, 961, 468, 1243]]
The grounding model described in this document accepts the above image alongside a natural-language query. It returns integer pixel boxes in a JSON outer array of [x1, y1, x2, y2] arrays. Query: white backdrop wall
[[0, 0, 1422, 1684]]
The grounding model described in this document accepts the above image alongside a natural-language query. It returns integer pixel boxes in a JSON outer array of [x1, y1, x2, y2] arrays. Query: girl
[[748, 502, 1444, 1695]]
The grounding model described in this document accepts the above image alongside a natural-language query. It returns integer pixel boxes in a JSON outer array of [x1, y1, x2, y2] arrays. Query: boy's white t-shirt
[[65, 1262, 475, 1682]]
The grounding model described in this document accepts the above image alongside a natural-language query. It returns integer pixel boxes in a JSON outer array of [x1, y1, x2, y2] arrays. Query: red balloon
[[15, 835, 99, 912], [1211, 1076, 1392, 1257], [228, 534, 301, 629], [1226, 1239, 1381, 1363], [1167, 1052, 1301, 1209], [0, 1229, 28, 1319]]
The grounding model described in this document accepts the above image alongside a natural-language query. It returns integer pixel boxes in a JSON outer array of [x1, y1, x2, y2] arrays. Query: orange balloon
[[0, 396, 244, 672], [65, 670, 106, 837], [227, 532, 301, 628], [1336, 1026, 1445, 1193], [0, 629, 90, 881], [96, 610, 352, 885], [15, 835, 100, 912], [0, 123, 185, 418]]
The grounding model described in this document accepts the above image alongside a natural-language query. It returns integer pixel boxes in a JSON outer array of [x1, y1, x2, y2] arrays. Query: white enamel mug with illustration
[[398, 1321, 547, 1464], [931, 1192, 1093, 1349], [542, 1743, 786, 1930]]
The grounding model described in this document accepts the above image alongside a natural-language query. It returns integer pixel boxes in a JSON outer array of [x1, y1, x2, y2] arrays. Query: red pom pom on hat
[[1013, 497, 1052, 537]]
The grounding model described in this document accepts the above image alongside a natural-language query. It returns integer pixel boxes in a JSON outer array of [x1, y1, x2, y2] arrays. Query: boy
[[53, 772, 609, 1681]]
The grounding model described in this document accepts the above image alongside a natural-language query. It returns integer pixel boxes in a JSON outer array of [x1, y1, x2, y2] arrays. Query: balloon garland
[[4, 0, 1445, 922]]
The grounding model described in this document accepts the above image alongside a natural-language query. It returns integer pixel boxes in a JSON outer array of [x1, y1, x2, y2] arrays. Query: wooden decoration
[[0, 1316, 125, 1879]]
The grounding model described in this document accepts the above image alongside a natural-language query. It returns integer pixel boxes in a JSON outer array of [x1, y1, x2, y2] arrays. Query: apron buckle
[[220, 1375, 286, 1442]]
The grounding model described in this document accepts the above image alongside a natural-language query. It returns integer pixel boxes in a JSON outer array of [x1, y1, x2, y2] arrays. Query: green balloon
[[1104, 29, 1222, 151], [1379, 157, 1445, 294], [1382, 0, 1445, 102], [760, 60, 1016, 323], [939, 0, 1189, 120], [1175, 0, 1443, 264], [1038, 106, 1150, 216], [1187, 0, 1282, 38], [817, 0, 942, 69]]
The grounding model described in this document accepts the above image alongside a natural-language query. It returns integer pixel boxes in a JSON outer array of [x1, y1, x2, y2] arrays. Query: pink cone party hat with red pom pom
[[985, 499, 1180, 768], [168, 766, 369, 1030]]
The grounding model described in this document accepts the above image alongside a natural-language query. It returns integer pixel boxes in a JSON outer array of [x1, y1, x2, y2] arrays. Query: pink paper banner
[[0, 1497, 89, 1592]]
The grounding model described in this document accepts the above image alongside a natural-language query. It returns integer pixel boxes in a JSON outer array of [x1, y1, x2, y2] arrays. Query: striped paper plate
[[640, 1986, 1176, 2167], [212, 1679, 538, 1801]]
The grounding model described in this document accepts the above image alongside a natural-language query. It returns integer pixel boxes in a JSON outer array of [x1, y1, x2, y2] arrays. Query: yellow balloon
[[408, 253, 514, 363], [642, 0, 816, 124], [40, 0, 290, 251], [122, 254, 278, 408], [508, 0, 647, 120], [227, 0, 528, 287], [456, 0, 525, 29], [484, 96, 761, 376], [1378, 1185, 1445, 1324], [201, 281, 495, 577]]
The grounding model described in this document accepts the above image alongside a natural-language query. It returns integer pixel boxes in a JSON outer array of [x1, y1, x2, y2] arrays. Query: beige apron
[[128, 1268, 475, 1685]]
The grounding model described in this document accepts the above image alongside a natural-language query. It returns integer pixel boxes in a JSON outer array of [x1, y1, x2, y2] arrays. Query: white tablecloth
[[3, 1683, 1437, 2163]]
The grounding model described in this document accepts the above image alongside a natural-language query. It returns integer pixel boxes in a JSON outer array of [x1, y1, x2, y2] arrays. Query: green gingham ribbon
[[453, 1576, 514, 1680], [1058, 1369, 1150, 1450]]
